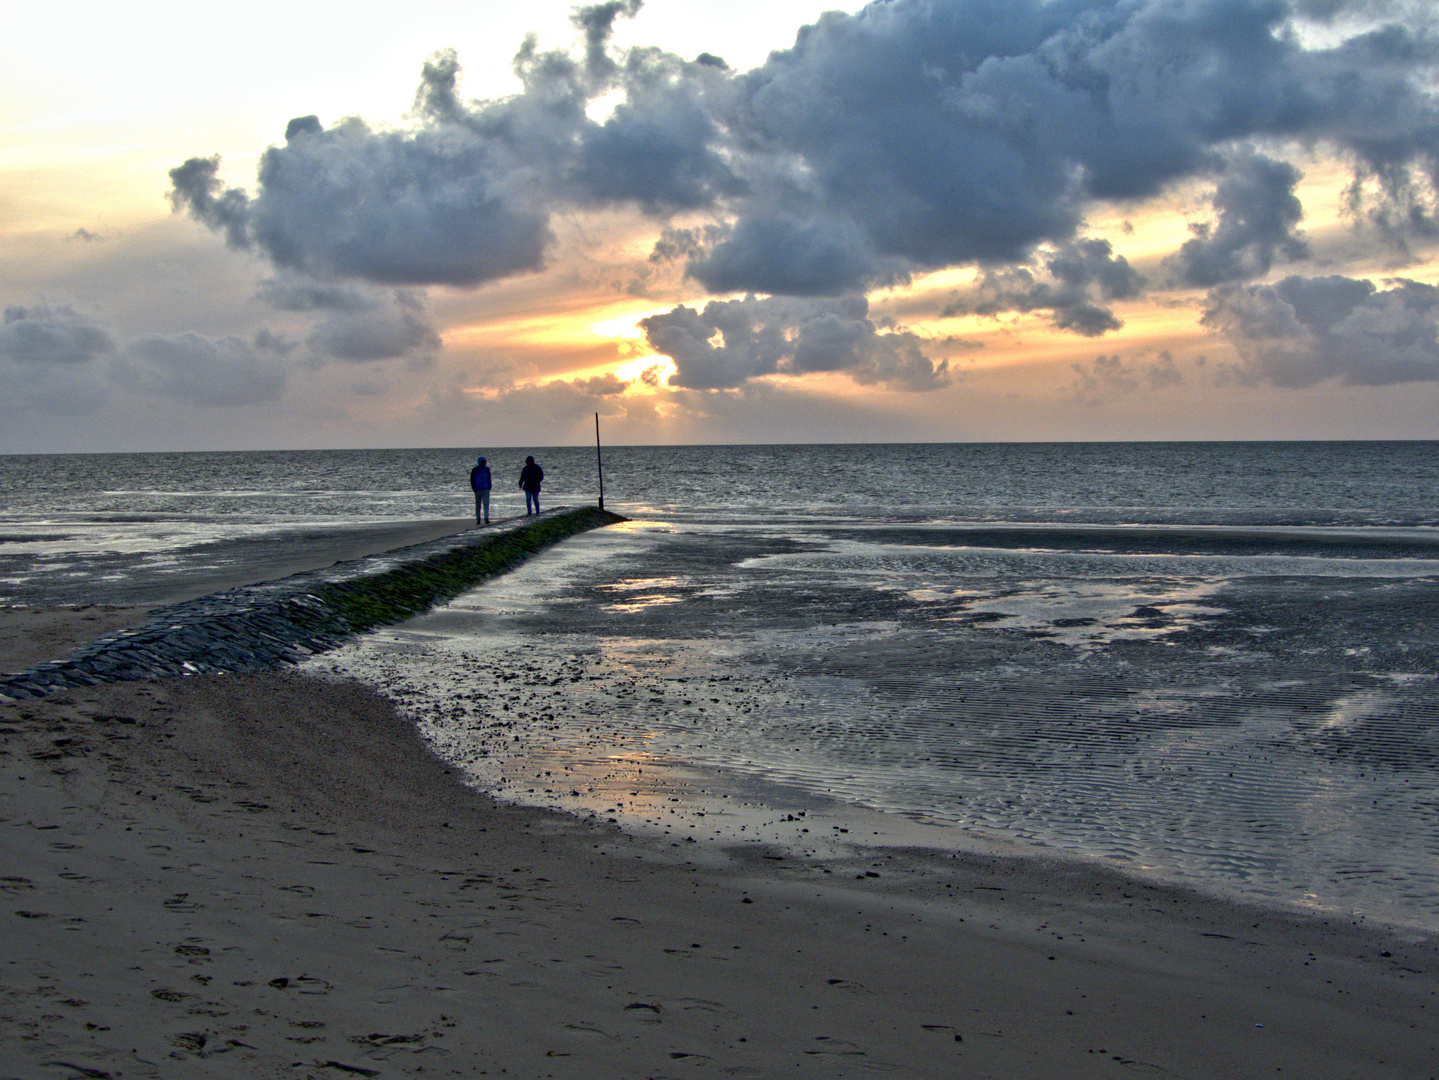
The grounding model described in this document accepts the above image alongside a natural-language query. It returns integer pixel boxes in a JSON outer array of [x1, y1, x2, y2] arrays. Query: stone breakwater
[[0, 507, 625, 701]]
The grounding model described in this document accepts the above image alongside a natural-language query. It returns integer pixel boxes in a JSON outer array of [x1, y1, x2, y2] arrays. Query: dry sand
[[1, 611, 1437, 1079]]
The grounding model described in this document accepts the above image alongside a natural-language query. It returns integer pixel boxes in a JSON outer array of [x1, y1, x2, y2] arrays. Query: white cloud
[[641, 294, 950, 390]]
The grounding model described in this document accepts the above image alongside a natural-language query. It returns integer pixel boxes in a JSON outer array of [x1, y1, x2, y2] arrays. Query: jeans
[[474, 490, 490, 523], [525, 490, 540, 514]]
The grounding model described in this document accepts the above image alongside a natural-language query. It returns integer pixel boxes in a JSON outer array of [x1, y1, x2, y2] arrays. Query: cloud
[[1, 303, 290, 415], [169, 155, 253, 251], [641, 294, 950, 390], [570, 54, 745, 215], [169, 1, 1439, 306], [576, 372, 628, 395], [426, 369, 633, 434], [1170, 151, 1311, 286], [574, 0, 645, 81], [686, 0, 1439, 294], [308, 307, 441, 364], [1071, 353, 1140, 403], [172, 114, 553, 288], [1202, 274, 1439, 386], [256, 274, 381, 313], [0, 368, 110, 419], [169, 4, 729, 290], [683, 215, 900, 297], [1069, 349, 1185, 403], [945, 238, 1143, 335], [110, 333, 289, 407], [305, 290, 442, 364], [255, 275, 442, 364], [0, 304, 115, 418], [1, 302, 115, 366], [1148, 350, 1185, 389], [155, 0, 1439, 428]]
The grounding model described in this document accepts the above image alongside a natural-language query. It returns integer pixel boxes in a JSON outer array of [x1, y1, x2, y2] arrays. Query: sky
[[3, 0, 1439, 452]]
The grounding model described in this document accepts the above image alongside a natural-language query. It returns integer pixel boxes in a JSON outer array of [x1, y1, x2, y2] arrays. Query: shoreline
[[426, 740, 1439, 936], [1, 509, 621, 701], [0, 515, 487, 611], [8, 594, 1425, 931], [2, 654, 1437, 1075], [1, 517, 488, 670]]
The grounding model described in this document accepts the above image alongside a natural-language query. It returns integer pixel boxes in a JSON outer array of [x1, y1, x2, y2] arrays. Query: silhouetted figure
[[469, 455, 492, 525], [518, 455, 543, 515]]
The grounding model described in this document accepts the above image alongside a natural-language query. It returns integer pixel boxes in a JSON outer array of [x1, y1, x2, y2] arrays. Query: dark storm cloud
[[173, 0, 1439, 297], [166, 0, 1439, 391], [169, 156, 252, 251], [1202, 274, 1439, 386], [574, 0, 644, 79], [285, 115, 323, 140], [1171, 152, 1311, 286], [173, 115, 553, 288], [945, 238, 1143, 336], [170, 4, 736, 288], [640, 295, 949, 390], [684, 215, 901, 297], [571, 75, 744, 215], [690, 0, 1439, 294]]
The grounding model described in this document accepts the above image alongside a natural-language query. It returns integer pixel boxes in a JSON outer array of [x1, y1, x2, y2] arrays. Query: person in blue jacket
[[469, 455, 492, 525], [518, 455, 543, 515]]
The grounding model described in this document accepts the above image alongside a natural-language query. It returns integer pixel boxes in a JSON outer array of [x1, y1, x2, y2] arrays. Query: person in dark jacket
[[518, 455, 543, 515], [469, 455, 492, 525]]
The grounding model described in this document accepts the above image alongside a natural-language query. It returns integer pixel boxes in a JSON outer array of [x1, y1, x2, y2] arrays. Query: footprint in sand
[[171, 1031, 207, 1053], [268, 975, 334, 994]]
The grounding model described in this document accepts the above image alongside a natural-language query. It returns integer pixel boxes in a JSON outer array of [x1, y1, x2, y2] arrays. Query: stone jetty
[[0, 507, 625, 701]]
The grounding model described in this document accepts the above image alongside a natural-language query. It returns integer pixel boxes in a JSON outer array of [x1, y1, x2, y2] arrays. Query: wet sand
[[1, 608, 1437, 1076], [0, 516, 478, 673], [2, 515, 479, 610]]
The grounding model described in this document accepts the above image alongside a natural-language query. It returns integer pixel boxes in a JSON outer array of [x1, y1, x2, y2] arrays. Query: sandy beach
[[3, 604, 1438, 1078]]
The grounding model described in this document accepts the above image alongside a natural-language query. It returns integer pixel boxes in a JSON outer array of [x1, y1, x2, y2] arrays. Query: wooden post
[[594, 412, 605, 511]]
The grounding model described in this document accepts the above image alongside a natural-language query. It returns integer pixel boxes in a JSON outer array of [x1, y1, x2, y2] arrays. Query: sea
[[3, 442, 1438, 931]]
